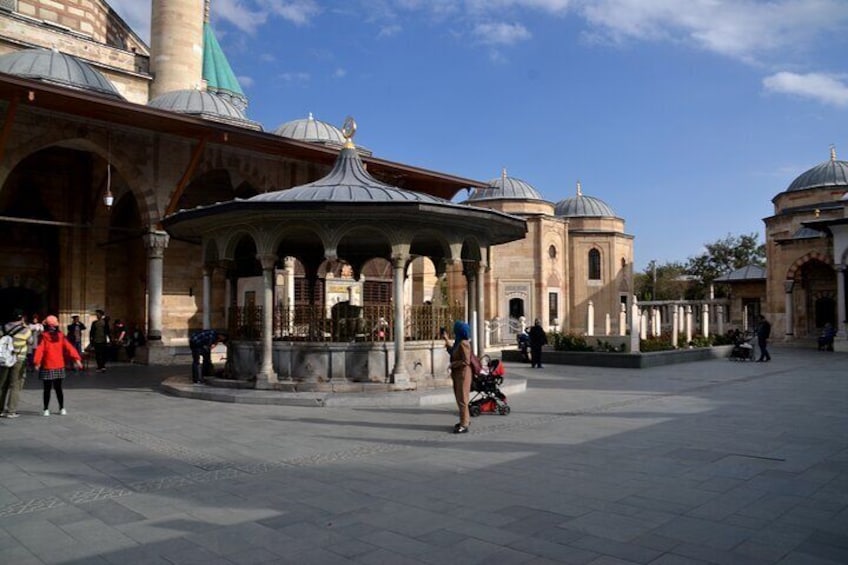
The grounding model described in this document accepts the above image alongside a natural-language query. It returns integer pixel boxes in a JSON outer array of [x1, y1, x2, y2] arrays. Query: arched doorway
[[797, 259, 836, 337]]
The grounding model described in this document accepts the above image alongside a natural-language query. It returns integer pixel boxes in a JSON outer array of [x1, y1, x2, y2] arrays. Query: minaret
[[149, 0, 205, 100]]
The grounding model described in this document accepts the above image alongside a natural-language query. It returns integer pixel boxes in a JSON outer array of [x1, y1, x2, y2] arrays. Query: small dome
[[468, 169, 542, 201], [0, 48, 123, 99], [554, 181, 617, 217], [786, 148, 848, 192], [274, 113, 345, 145], [148, 90, 261, 130]]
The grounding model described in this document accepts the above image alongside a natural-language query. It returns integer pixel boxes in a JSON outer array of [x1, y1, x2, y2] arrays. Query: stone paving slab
[[0, 347, 845, 564]]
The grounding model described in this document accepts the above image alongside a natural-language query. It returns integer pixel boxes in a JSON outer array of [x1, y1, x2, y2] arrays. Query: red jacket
[[34, 330, 81, 370]]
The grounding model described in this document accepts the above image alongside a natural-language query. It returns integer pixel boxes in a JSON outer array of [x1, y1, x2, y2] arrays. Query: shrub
[[640, 336, 675, 352], [551, 332, 594, 351], [594, 339, 624, 353]]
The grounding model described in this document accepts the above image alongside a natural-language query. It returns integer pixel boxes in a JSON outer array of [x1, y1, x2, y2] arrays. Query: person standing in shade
[[89, 310, 110, 372], [442, 321, 472, 434], [33, 315, 82, 416], [189, 329, 228, 383], [528, 318, 548, 368], [756, 315, 772, 362], [66, 314, 86, 358], [0, 309, 32, 418]]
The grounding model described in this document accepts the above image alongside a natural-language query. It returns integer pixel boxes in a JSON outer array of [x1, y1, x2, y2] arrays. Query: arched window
[[588, 249, 601, 280]]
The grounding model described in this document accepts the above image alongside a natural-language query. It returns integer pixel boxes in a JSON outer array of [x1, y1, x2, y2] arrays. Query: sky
[[109, 0, 848, 271]]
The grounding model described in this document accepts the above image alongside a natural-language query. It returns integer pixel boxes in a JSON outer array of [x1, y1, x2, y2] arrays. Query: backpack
[[0, 325, 23, 367]]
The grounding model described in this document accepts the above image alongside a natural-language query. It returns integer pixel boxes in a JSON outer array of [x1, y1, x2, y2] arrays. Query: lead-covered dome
[[554, 182, 616, 217], [468, 169, 542, 201], [148, 90, 261, 130], [275, 113, 345, 146], [0, 48, 124, 99], [786, 148, 848, 192]]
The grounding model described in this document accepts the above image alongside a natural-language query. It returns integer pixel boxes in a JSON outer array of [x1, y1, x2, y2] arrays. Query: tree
[[686, 233, 765, 298], [634, 260, 691, 301]]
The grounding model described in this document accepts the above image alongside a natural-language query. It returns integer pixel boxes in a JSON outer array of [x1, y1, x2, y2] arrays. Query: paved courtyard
[[1, 347, 846, 564]]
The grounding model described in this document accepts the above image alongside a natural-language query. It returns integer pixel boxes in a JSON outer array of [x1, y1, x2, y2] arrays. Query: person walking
[[66, 314, 86, 358], [528, 318, 548, 368], [189, 329, 228, 383], [756, 315, 772, 362], [33, 315, 82, 416], [0, 309, 33, 418], [442, 321, 472, 434], [89, 309, 110, 372]]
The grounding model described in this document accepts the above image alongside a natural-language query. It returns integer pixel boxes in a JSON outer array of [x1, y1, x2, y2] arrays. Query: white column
[[685, 305, 693, 344], [605, 313, 611, 336], [784, 280, 795, 338], [672, 306, 679, 348], [629, 297, 640, 352], [654, 307, 662, 336], [144, 230, 169, 342], [476, 262, 485, 356], [391, 256, 410, 386], [285, 256, 296, 336], [640, 309, 648, 339], [702, 303, 710, 338], [255, 254, 278, 389], [716, 305, 724, 335], [587, 300, 595, 336], [836, 265, 846, 338], [618, 303, 626, 336], [202, 265, 212, 329], [467, 269, 477, 348]]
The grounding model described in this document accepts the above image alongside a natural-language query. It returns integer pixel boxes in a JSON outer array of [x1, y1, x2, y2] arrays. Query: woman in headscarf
[[33, 315, 82, 416], [442, 320, 472, 433]]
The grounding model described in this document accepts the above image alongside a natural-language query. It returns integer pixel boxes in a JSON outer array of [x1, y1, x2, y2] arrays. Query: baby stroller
[[517, 331, 530, 363], [729, 331, 755, 361], [469, 356, 510, 417]]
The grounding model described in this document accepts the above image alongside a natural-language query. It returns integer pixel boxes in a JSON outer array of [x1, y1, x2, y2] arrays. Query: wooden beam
[[162, 136, 208, 225]]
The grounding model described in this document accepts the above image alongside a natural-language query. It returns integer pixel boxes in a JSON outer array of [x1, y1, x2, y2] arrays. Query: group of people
[[0, 309, 148, 418]]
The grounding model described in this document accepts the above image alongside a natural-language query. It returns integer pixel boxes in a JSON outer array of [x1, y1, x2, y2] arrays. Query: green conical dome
[[202, 23, 247, 109]]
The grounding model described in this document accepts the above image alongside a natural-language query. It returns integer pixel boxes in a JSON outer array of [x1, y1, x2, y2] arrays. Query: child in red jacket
[[33, 315, 82, 416]]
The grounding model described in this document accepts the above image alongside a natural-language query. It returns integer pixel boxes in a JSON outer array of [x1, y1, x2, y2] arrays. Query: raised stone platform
[[503, 344, 734, 368]]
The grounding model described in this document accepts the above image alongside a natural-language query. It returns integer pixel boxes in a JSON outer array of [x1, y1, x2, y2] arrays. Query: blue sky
[[110, 0, 848, 271]]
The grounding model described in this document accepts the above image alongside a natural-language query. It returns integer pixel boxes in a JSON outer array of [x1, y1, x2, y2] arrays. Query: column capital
[[256, 253, 278, 271], [144, 230, 170, 258], [836, 263, 847, 272], [784, 279, 795, 293]]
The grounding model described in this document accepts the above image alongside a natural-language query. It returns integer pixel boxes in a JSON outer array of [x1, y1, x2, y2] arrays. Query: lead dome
[[468, 169, 543, 201], [785, 147, 848, 193], [0, 48, 124, 99], [147, 89, 261, 130], [275, 113, 346, 146], [554, 181, 617, 217]]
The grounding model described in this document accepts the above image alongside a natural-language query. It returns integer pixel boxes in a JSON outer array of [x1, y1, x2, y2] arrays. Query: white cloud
[[238, 75, 255, 88], [333, 68, 347, 78], [377, 24, 403, 38], [215, 0, 269, 33], [259, 0, 321, 26], [107, 0, 152, 43], [280, 72, 311, 84], [763, 72, 848, 107], [473, 22, 532, 46]]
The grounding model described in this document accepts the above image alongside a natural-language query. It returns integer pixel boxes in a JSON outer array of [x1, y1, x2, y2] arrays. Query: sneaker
[[6, 413, 19, 419], [0, 412, 6, 418], [59, 408, 67, 416], [454, 425, 468, 434], [42, 409, 50, 416]]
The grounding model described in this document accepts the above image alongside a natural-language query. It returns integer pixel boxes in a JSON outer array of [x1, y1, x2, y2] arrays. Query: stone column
[[640, 309, 648, 339], [202, 265, 212, 329], [391, 256, 410, 386], [618, 303, 626, 336], [467, 269, 477, 351], [255, 254, 278, 389], [144, 230, 169, 342], [629, 297, 640, 352], [219, 260, 234, 331], [284, 256, 296, 336], [672, 305, 679, 348], [716, 305, 724, 335], [685, 305, 693, 345], [702, 303, 709, 338], [476, 262, 485, 357], [587, 300, 595, 336], [836, 265, 846, 338], [784, 280, 795, 338], [605, 313, 611, 336]]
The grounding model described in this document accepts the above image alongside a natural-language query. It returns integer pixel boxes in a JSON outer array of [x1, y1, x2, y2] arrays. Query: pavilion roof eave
[[0, 73, 486, 199]]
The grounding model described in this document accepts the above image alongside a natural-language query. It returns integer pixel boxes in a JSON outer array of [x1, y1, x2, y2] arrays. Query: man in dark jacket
[[189, 330, 228, 383], [756, 315, 771, 362], [528, 319, 548, 368]]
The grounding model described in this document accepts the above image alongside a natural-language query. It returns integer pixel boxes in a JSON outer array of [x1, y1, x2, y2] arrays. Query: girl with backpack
[[33, 315, 82, 416]]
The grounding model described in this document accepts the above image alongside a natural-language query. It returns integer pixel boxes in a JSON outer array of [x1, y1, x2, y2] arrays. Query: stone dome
[[468, 169, 543, 201], [554, 182, 617, 217], [148, 90, 261, 130], [275, 113, 345, 145], [786, 148, 848, 192], [0, 48, 123, 99]]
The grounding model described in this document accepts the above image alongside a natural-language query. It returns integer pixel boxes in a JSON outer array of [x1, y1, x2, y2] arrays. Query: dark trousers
[[758, 338, 770, 361], [191, 345, 214, 382], [93, 343, 108, 369], [43, 379, 64, 410], [530, 346, 543, 368]]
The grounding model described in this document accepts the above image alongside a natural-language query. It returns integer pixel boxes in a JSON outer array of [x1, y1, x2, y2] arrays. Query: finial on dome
[[831, 145, 837, 161], [308, 112, 314, 121], [501, 167, 507, 184], [576, 180, 582, 196], [204, 0, 211, 23], [341, 116, 357, 149]]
